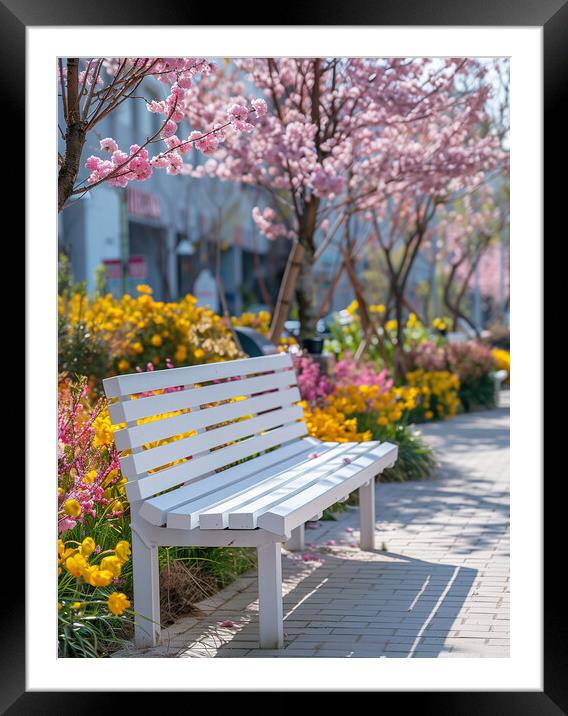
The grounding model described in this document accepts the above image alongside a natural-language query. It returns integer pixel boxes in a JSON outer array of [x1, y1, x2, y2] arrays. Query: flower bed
[[59, 284, 242, 387]]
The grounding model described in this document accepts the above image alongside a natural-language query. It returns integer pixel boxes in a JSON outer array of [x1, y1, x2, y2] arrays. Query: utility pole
[[119, 187, 129, 296]]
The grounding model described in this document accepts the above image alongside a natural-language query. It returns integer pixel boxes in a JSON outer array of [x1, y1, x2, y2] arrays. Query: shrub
[[58, 312, 113, 389], [58, 285, 242, 387], [405, 369, 461, 421], [445, 341, 497, 411]]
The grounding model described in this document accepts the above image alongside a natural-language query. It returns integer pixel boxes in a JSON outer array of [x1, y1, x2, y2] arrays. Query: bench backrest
[[102, 353, 306, 503]]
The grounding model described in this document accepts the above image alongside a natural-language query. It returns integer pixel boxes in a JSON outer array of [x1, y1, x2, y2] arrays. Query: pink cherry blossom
[[100, 138, 118, 153]]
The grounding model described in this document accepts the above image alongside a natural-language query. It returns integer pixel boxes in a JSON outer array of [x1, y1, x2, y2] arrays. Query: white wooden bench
[[103, 353, 398, 649]]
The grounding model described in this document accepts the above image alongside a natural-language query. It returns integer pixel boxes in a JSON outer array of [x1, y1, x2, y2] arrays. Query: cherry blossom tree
[[438, 183, 509, 332], [57, 57, 266, 212], [180, 57, 508, 342]]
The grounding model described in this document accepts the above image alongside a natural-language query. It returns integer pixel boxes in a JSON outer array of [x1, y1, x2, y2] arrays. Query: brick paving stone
[[113, 394, 510, 659]]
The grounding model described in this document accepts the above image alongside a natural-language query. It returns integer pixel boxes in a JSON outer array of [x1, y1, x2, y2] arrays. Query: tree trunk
[[295, 246, 317, 342], [58, 59, 86, 212], [294, 198, 320, 341], [268, 241, 305, 344]]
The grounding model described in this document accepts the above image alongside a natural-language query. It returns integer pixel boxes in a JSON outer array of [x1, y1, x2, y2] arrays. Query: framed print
[[11, 0, 559, 707]]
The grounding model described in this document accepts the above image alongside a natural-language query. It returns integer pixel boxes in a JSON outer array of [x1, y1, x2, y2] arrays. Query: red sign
[[127, 186, 161, 220], [103, 259, 121, 280], [128, 255, 147, 280], [103, 256, 147, 281]]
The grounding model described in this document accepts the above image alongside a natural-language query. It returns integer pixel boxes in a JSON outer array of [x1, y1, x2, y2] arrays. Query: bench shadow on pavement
[[159, 551, 477, 658]]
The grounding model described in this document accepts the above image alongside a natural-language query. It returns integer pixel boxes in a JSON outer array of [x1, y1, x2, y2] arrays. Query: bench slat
[[140, 436, 322, 525], [165, 441, 339, 530], [126, 420, 308, 502], [114, 386, 300, 451], [257, 442, 398, 535], [226, 442, 378, 529], [120, 404, 304, 477], [103, 353, 292, 398], [108, 370, 297, 424]]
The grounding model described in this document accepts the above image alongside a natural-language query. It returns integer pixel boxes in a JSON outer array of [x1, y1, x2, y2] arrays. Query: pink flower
[[100, 138, 118, 153], [345, 527, 354, 533], [326, 539, 336, 546], [228, 103, 254, 132], [349, 542, 357, 548], [251, 98, 268, 117], [342, 456, 352, 464], [308, 452, 319, 459], [218, 619, 235, 628], [161, 120, 177, 139]]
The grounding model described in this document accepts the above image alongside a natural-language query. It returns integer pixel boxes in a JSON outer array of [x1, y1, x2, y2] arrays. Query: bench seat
[[141, 437, 396, 535], [103, 353, 398, 650]]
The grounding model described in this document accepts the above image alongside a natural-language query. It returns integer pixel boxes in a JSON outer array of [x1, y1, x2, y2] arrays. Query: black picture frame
[[12, 0, 558, 708]]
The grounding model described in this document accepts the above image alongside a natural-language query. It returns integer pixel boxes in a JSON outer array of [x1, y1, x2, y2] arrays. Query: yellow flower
[[83, 469, 97, 485], [385, 319, 397, 332], [63, 499, 81, 518], [132, 341, 144, 354], [80, 537, 96, 557], [370, 304, 385, 314], [377, 416, 389, 427], [118, 359, 131, 372], [136, 284, 153, 294], [58, 487, 65, 497], [194, 348, 205, 360], [72, 602, 82, 609], [91, 569, 114, 587], [345, 299, 359, 316], [108, 592, 131, 616], [150, 334, 162, 347], [115, 540, 131, 563], [92, 413, 116, 447], [100, 556, 123, 578], [425, 410, 434, 420], [174, 345, 187, 363], [406, 312, 418, 329], [65, 554, 86, 577]]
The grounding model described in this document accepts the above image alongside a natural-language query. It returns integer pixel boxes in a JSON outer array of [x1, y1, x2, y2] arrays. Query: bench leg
[[285, 524, 305, 551], [257, 542, 284, 649], [131, 528, 161, 648], [359, 477, 376, 551]]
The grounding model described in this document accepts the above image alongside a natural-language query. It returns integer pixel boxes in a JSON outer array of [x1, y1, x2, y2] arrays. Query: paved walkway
[[117, 393, 510, 658]]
